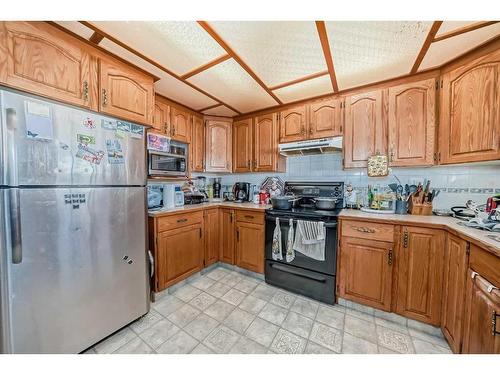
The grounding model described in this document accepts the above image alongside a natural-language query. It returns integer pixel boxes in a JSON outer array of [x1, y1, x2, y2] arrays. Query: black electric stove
[[264, 181, 344, 304]]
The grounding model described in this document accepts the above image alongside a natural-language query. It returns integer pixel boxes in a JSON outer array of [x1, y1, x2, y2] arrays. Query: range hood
[[279, 137, 343, 156]]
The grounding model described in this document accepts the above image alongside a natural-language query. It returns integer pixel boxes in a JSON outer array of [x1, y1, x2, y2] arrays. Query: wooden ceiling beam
[[199, 103, 222, 112], [78, 21, 242, 115], [88, 31, 104, 45], [315, 21, 339, 92], [181, 54, 231, 79], [197, 21, 283, 105], [269, 70, 329, 91], [433, 21, 498, 43], [410, 21, 443, 74]]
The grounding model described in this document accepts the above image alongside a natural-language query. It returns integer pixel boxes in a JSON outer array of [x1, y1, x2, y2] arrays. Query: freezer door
[[5, 187, 149, 353], [0, 89, 146, 187]]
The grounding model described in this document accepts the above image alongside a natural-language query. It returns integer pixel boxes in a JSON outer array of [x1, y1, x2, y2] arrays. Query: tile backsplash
[[210, 154, 500, 210]]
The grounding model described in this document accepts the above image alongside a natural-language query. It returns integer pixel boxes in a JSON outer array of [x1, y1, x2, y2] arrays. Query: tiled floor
[[83, 266, 452, 354]]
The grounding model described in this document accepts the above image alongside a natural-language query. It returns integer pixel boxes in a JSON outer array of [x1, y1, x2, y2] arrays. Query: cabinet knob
[[83, 81, 89, 101], [102, 89, 108, 106], [388, 248, 393, 266]]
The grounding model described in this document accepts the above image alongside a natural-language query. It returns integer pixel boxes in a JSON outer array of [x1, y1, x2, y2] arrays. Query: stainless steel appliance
[[0, 88, 150, 353], [148, 140, 188, 177], [265, 181, 344, 304]]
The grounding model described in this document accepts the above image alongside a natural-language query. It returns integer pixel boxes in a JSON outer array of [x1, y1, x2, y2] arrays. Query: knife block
[[408, 198, 433, 215]]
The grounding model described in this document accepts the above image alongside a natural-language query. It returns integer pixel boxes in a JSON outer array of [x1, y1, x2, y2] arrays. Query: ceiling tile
[[188, 59, 277, 113], [202, 105, 238, 117], [325, 21, 433, 89], [99, 38, 218, 110], [420, 23, 500, 70], [55, 21, 94, 39], [273, 75, 332, 103], [92, 21, 226, 75], [209, 21, 327, 87]]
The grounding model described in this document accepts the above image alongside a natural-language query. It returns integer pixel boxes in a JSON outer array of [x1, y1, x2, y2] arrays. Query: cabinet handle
[[388, 248, 393, 266], [353, 226, 375, 234], [493, 311, 499, 336], [230, 213, 233, 223], [389, 148, 394, 162], [309, 128, 313, 136], [301, 127, 305, 135], [403, 230, 409, 248], [171, 125, 175, 136], [102, 89, 107, 106], [226, 161, 230, 170], [164, 122, 168, 133], [244, 215, 254, 219], [247, 160, 250, 169], [177, 218, 188, 223], [199, 228, 202, 238], [236, 229, 239, 242], [83, 81, 89, 101]]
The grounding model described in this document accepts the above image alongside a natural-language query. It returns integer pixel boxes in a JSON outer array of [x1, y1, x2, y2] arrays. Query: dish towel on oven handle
[[286, 218, 295, 263], [272, 217, 283, 261], [293, 220, 326, 261]]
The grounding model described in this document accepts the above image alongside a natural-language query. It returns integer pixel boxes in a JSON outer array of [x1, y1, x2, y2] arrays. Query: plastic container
[[174, 186, 184, 207]]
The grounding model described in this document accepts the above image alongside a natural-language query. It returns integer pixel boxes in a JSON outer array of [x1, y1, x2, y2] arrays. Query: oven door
[[148, 151, 187, 177], [265, 215, 337, 275]]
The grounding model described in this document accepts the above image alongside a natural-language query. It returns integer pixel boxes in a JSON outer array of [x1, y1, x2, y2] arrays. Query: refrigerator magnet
[[77, 134, 96, 145], [25, 100, 54, 140], [101, 119, 117, 131], [76, 143, 104, 165], [105, 139, 125, 165], [116, 121, 131, 133], [130, 124, 144, 139], [82, 117, 96, 129]]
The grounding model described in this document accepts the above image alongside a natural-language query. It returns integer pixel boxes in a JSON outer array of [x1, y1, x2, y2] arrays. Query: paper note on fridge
[[25, 100, 54, 140]]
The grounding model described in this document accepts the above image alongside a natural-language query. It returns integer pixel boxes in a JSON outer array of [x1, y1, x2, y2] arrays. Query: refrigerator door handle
[[3, 108, 18, 187], [9, 189, 22, 264]]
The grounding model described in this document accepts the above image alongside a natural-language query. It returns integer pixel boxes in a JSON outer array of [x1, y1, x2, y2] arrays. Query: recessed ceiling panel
[[420, 23, 500, 70], [188, 59, 277, 113], [55, 21, 94, 39], [436, 21, 475, 37], [92, 21, 226, 75], [274, 75, 332, 103], [99, 38, 218, 110], [209, 21, 327, 87], [202, 105, 238, 117], [326, 21, 433, 89]]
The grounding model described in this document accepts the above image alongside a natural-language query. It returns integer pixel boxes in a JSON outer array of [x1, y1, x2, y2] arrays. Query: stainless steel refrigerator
[[0, 88, 150, 353]]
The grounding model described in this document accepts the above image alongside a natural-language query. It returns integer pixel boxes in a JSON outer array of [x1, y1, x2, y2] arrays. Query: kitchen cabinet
[[439, 48, 500, 164], [441, 234, 469, 353], [220, 208, 235, 264], [205, 120, 232, 172], [232, 118, 253, 173], [343, 90, 386, 168], [170, 106, 191, 143], [279, 105, 308, 143], [204, 208, 219, 267], [308, 98, 343, 139], [152, 95, 170, 133], [0, 21, 95, 110], [191, 114, 205, 172], [395, 226, 445, 326], [99, 56, 154, 125], [235, 211, 265, 274], [254, 113, 285, 172], [388, 78, 436, 167]]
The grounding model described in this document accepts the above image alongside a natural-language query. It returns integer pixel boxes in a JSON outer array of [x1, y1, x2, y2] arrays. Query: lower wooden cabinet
[[395, 226, 445, 326], [157, 223, 203, 290], [339, 237, 393, 311], [220, 209, 235, 264], [441, 234, 469, 353], [204, 208, 219, 267], [235, 220, 264, 274]]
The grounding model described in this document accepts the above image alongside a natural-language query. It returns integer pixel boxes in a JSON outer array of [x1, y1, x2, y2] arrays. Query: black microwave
[[148, 141, 188, 177]]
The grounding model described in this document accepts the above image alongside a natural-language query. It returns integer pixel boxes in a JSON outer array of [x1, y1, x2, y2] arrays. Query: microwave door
[[149, 153, 186, 176]]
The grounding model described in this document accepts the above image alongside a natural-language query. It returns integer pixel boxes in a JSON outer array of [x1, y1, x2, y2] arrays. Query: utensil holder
[[409, 200, 433, 215], [395, 200, 408, 215]]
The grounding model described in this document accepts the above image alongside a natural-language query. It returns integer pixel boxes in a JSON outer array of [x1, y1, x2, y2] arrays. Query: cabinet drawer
[[470, 244, 500, 287], [158, 211, 203, 232], [341, 220, 394, 242], [235, 210, 264, 224]]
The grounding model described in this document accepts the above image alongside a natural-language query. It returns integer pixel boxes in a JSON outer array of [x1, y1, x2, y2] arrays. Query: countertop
[[339, 209, 500, 258], [148, 201, 271, 217]]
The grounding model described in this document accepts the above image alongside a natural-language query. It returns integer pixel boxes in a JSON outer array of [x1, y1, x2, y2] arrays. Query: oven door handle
[[265, 216, 337, 229], [269, 263, 327, 283]]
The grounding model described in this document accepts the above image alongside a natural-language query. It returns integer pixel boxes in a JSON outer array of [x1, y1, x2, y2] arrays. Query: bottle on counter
[[174, 186, 184, 207]]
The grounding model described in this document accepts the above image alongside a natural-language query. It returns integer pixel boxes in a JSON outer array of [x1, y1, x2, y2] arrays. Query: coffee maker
[[232, 182, 251, 202], [213, 177, 221, 199]]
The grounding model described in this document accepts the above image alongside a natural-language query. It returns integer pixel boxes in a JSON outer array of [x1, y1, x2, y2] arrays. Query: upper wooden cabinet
[[170, 106, 191, 143], [388, 78, 436, 167], [279, 105, 307, 143], [233, 118, 253, 173], [152, 96, 170, 133], [254, 113, 285, 172], [344, 90, 386, 168], [309, 98, 343, 139], [439, 49, 500, 164], [0, 21, 95, 109], [205, 120, 232, 172], [191, 115, 205, 172]]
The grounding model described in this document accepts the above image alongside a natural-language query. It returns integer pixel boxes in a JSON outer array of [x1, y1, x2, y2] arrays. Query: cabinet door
[[396, 226, 445, 326], [388, 79, 436, 166], [99, 57, 154, 124], [344, 90, 386, 168], [170, 107, 191, 143], [279, 105, 307, 143], [0, 21, 94, 109], [339, 237, 393, 311], [191, 115, 205, 172], [233, 119, 253, 173], [441, 235, 469, 353], [220, 209, 235, 264], [205, 120, 232, 172], [204, 209, 219, 267], [439, 49, 500, 164], [152, 98, 169, 133], [309, 98, 343, 139], [254, 113, 283, 172], [462, 270, 500, 354], [236, 221, 264, 274], [158, 223, 203, 289]]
